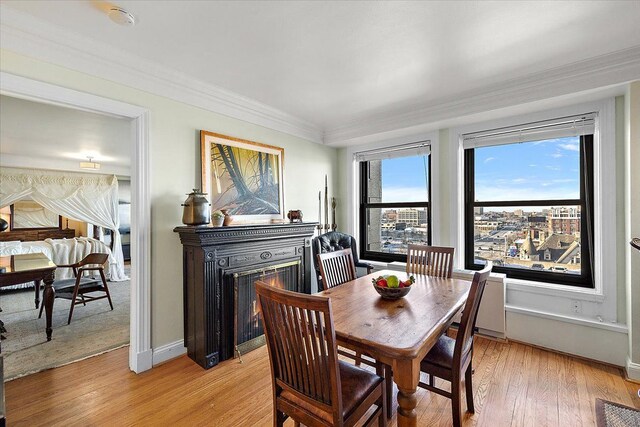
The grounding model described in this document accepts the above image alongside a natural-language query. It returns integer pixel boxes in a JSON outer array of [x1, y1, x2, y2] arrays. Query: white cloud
[[381, 187, 429, 203], [528, 164, 537, 167], [550, 153, 563, 159], [558, 143, 579, 152], [484, 157, 495, 163]]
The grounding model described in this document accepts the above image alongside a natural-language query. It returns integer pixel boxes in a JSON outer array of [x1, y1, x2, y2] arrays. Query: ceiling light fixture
[[80, 156, 101, 170], [108, 7, 136, 26]]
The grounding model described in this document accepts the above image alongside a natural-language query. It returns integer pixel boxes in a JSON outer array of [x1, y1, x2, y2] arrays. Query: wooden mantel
[[174, 222, 317, 369]]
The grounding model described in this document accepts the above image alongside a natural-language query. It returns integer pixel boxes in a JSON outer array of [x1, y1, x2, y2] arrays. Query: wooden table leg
[[42, 272, 55, 341], [393, 358, 420, 427], [34, 279, 41, 309]]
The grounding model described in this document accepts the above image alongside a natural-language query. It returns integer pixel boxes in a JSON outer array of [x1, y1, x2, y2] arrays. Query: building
[[548, 207, 581, 235]]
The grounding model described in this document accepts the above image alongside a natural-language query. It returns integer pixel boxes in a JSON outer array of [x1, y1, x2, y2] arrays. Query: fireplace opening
[[232, 260, 301, 357]]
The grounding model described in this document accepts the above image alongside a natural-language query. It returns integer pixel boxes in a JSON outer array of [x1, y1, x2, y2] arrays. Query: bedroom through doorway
[[0, 94, 136, 380]]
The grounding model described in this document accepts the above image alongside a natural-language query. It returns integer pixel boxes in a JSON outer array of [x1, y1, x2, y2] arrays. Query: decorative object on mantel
[[287, 210, 303, 223], [316, 175, 338, 234], [0, 218, 7, 232], [181, 189, 211, 226], [631, 238, 640, 251], [221, 209, 233, 226], [212, 210, 224, 227], [201, 130, 284, 223]]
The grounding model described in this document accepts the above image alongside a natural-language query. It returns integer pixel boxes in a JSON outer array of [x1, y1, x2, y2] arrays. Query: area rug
[[596, 398, 640, 427], [0, 273, 130, 381]]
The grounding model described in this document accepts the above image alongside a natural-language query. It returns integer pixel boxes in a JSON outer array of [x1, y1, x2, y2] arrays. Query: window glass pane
[[365, 207, 429, 255], [368, 155, 429, 203], [473, 205, 582, 275], [474, 137, 580, 202]]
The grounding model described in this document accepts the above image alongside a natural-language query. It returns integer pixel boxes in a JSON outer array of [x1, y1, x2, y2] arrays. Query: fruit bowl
[[371, 274, 414, 300]]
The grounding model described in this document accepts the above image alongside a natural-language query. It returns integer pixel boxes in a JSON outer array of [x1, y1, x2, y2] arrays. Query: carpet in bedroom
[[0, 275, 130, 381]]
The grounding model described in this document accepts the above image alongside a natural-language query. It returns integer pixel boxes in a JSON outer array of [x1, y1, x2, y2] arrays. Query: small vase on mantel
[[221, 209, 233, 226]]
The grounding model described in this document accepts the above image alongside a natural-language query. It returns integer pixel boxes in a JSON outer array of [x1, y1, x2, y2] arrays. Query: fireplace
[[175, 223, 316, 369], [232, 260, 300, 358]]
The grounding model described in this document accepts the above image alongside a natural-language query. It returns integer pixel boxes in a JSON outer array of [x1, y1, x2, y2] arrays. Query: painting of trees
[[205, 136, 283, 216]]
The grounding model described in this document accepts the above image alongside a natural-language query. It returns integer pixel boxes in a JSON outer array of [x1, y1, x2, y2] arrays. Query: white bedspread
[[0, 237, 123, 281]]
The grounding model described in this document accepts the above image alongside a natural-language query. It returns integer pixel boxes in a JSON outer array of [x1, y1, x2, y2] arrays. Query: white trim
[[506, 279, 605, 303], [153, 340, 187, 366], [505, 305, 628, 334], [0, 5, 322, 144], [342, 131, 440, 244], [324, 46, 640, 145], [450, 98, 618, 323], [0, 72, 153, 374], [626, 357, 640, 382]]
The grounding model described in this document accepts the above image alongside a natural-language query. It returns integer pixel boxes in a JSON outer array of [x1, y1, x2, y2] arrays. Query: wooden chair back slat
[[406, 245, 455, 278], [317, 249, 357, 289], [256, 281, 342, 420], [454, 262, 492, 361]]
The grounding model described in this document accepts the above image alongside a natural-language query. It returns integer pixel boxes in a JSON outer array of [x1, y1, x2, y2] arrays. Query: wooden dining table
[[0, 253, 57, 342], [317, 269, 471, 427]]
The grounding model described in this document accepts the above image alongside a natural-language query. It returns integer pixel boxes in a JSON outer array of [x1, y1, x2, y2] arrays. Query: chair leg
[[375, 363, 387, 426], [68, 281, 81, 325], [428, 373, 435, 387], [100, 270, 114, 310], [451, 377, 463, 427], [465, 363, 475, 413], [385, 365, 393, 419], [38, 296, 44, 319]]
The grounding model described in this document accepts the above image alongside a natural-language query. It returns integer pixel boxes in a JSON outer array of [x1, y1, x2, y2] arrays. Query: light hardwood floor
[[5, 336, 639, 426]]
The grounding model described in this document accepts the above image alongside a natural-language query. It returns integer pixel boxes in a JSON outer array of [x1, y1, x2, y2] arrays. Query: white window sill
[[506, 278, 605, 303]]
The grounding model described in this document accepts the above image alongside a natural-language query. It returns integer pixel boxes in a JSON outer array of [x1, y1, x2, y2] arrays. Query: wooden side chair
[[38, 253, 113, 324], [406, 244, 455, 278], [317, 249, 357, 290], [418, 262, 493, 427], [312, 231, 373, 291], [256, 281, 386, 427], [317, 248, 393, 418]]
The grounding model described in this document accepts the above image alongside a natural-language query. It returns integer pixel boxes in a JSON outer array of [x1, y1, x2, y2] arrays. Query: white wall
[[0, 48, 339, 349]]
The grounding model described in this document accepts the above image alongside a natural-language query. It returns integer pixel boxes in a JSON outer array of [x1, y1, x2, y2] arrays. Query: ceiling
[[1, 1, 639, 145], [0, 95, 134, 175]]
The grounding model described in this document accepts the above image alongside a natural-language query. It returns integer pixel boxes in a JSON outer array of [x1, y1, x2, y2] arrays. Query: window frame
[[359, 155, 432, 263], [463, 134, 595, 288]]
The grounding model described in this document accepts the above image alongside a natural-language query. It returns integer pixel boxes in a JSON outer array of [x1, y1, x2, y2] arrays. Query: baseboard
[[152, 340, 186, 366], [131, 348, 153, 373], [626, 357, 640, 383]]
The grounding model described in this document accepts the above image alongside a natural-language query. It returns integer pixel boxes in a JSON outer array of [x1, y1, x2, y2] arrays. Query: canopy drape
[[0, 167, 128, 281]]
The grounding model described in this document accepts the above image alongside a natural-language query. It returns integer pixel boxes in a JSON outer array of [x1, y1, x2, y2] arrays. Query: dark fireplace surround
[[174, 223, 316, 369]]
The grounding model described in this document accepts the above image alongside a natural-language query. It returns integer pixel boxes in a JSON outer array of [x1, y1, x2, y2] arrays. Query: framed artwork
[[201, 130, 285, 222]]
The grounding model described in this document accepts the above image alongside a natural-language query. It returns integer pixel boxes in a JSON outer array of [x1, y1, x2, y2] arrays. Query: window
[[358, 142, 431, 262], [464, 114, 595, 288]]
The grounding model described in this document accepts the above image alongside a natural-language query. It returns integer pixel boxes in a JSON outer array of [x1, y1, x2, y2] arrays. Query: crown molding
[[0, 5, 323, 144], [324, 45, 640, 145]]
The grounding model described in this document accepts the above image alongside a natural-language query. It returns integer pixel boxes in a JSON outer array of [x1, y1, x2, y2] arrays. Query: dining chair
[[317, 247, 393, 418], [256, 281, 386, 427], [417, 262, 492, 427], [38, 253, 113, 324], [406, 244, 455, 278], [317, 248, 358, 290], [312, 231, 373, 291]]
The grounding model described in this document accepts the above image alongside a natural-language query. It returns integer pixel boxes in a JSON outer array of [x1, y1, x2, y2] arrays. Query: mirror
[[11, 200, 61, 229]]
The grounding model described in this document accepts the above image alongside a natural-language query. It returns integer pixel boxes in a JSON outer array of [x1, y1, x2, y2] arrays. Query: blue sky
[[380, 155, 429, 202], [379, 136, 580, 203]]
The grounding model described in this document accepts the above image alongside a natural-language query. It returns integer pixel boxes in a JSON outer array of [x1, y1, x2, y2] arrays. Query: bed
[[0, 237, 119, 289]]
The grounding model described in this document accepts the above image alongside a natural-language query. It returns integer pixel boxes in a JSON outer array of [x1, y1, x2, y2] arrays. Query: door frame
[[0, 72, 153, 373]]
